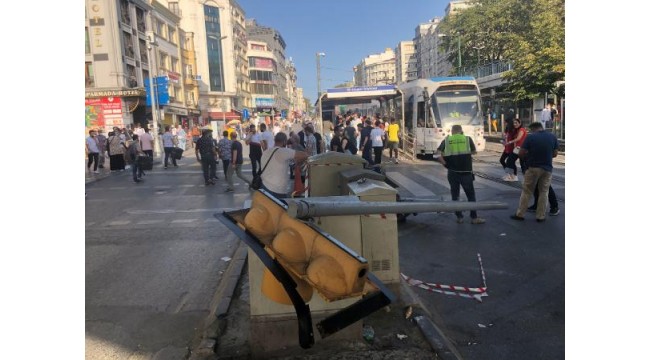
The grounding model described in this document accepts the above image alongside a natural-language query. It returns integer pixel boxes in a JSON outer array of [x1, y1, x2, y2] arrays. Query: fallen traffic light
[[216, 190, 395, 349]]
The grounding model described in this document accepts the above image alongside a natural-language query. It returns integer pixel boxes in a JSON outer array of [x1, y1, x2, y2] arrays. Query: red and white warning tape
[[401, 253, 488, 302]]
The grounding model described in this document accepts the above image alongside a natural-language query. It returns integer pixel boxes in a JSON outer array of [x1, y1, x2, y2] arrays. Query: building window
[[135, 7, 146, 33], [156, 18, 167, 39], [85, 27, 91, 54], [251, 43, 265, 51], [85, 62, 95, 88], [204, 4, 225, 92], [126, 64, 137, 87], [171, 57, 179, 73], [120, 0, 131, 25], [168, 25, 176, 44], [159, 52, 168, 71], [185, 64, 193, 78], [123, 31, 135, 58], [139, 39, 148, 63]]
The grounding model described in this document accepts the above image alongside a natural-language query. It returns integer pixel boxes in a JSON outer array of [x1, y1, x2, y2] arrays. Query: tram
[[398, 77, 485, 155]]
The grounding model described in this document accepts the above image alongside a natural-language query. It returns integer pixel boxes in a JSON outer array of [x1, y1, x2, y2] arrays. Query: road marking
[[107, 220, 131, 226], [86, 222, 95, 227], [178, 184, 195, 187], [108, 187, 127, 190], [386, 171, 437, 198], [136, 220, 164, 225], [171, 219, 197, 224], [204, 218, 219, 223]]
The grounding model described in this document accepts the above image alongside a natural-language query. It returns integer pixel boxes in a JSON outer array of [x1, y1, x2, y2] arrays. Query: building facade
[[247, 39, 277, 117], [353, 48, 397, 86], [245, 19, 290, 114], [85, 0, 152, 132], [395, 41, 415, 84]]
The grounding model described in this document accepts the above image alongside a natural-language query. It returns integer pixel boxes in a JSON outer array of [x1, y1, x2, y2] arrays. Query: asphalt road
[[391, 150, 565, 359], [85, 156, 253, 359]]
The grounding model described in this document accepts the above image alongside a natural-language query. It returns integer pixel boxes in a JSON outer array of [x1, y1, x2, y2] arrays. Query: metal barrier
[[399, 132, 417, 161]]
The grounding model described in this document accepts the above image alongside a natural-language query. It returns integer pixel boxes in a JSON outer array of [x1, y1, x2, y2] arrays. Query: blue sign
[[242, 108, 250, 120], [145, 76, 170, 106], [281, 110, 287, 118], [326, 85, 396, 93]]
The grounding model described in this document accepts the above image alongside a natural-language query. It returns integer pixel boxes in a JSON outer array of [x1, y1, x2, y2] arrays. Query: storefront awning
[[209, 111, 241, 120]]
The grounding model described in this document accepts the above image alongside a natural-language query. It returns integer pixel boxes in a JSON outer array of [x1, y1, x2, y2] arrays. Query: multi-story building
[[395, 41, 415, 84], [413, 21, 434, 80], [174, 0, 247, 124], [353, 48, 396, 87], [247, 39, 276, 117], [150, 0, 191, 128], [85, 0, 153, 132], [245, 19, 290, 114]]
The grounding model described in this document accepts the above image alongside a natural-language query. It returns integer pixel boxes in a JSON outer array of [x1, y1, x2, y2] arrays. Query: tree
[[503, 0, 565, 100], [437, 0, 565, 100]]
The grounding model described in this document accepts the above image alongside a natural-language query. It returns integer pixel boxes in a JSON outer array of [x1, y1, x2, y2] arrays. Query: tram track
[[472, 170, 564, 203]]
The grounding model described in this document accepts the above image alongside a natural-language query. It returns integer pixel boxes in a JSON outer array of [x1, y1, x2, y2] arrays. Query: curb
[[399, 278, 463, 360], [190, 241, 248, 359]]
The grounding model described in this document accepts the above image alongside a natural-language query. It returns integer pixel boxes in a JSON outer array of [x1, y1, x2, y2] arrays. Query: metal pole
[[316, 53, 321, 100], [286, 199, 508, 219], [457, 36, 462, 72], [146, 35, 162, 160]]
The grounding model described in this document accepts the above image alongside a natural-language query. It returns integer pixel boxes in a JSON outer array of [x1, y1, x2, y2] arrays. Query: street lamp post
[[316, 52, 325, 100], [146, 34, 163, 161]]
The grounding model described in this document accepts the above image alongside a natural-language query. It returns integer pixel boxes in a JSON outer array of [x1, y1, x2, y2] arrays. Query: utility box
[[306, 152, 367, 197], [346, 179, 400, 284], [338, 168, 386, 196]]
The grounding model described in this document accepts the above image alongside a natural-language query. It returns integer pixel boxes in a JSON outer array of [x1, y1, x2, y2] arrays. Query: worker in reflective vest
[[436, 125, 485, 225]]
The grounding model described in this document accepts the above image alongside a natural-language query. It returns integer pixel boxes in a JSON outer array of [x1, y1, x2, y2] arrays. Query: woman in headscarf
[[108, 130, 126, 171], [176, 125, 187, 150]]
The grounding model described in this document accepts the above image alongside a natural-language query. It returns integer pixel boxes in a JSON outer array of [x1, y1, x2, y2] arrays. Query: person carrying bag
[[251, 148, 279, 190]]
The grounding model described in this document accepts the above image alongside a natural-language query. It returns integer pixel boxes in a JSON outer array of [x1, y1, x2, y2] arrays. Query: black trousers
[[373, 146, 383, 165], [250, 147, 262, 176], [164, 147, 177, 167], [201, 155, 216, 183], [447, 171, 478, 219], [87, 152, 99, 171]]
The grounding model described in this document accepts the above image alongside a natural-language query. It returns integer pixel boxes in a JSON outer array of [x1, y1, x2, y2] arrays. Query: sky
[[237, 0, 449, 102]]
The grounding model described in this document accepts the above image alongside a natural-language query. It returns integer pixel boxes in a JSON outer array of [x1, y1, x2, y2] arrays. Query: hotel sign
[[85, 89, 145, 98]]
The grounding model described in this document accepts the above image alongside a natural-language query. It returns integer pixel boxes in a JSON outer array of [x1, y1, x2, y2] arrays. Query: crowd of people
[[86, 112, 560, 221]]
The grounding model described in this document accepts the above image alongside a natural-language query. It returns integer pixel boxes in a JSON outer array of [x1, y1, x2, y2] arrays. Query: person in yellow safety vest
[[436, 124, 486, 224]]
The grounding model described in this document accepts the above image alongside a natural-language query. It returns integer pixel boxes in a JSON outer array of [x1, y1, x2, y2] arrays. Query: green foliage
[[438, 0, 565, 100]]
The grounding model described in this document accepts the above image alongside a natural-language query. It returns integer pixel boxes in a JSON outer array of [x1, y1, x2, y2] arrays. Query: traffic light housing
[[244, 190, 369, 302], [216, 190, 395, 349]]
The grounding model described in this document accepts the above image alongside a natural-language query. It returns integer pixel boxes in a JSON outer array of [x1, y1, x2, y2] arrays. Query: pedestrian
[[107, 130, 126, 171], [343, 120, 358, 155], [386, 117, 400, 163], [540, 102, 553, 130], [217, 130, 233, 178], [436, 124, 486, 224], [370, 120, 386, 165], [195, 128, 218, 186], [359, 119, 374, 167], [329, 125, 344, 153], [303, 124, 318, 157], [191, 125, 201, 147], [510, 122, 560, 222], [162, 125, 178, 168], [86, 129, 101, 173], [259, 123, 275, 151], [96, 129, 107, 169], [225, 131, 251, 192], [139, 127, 154, 157], [523, 159, 560, 216], [176, 125, 187, 150], [260, 132, 309, 199], [501, 118, 527, 181], [126, 134, 145, 183], [499, 119, 518, 181], [245, 124, 263, 176], [322, 118, 334, 150]]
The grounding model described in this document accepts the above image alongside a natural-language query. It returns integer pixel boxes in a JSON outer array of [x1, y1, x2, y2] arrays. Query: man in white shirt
[[259, 123, 275, 151], [260, 132, 309, 198], [86, 129, 101, 173], [139, 127, 154, 157], [162, 125, 178, 168]]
